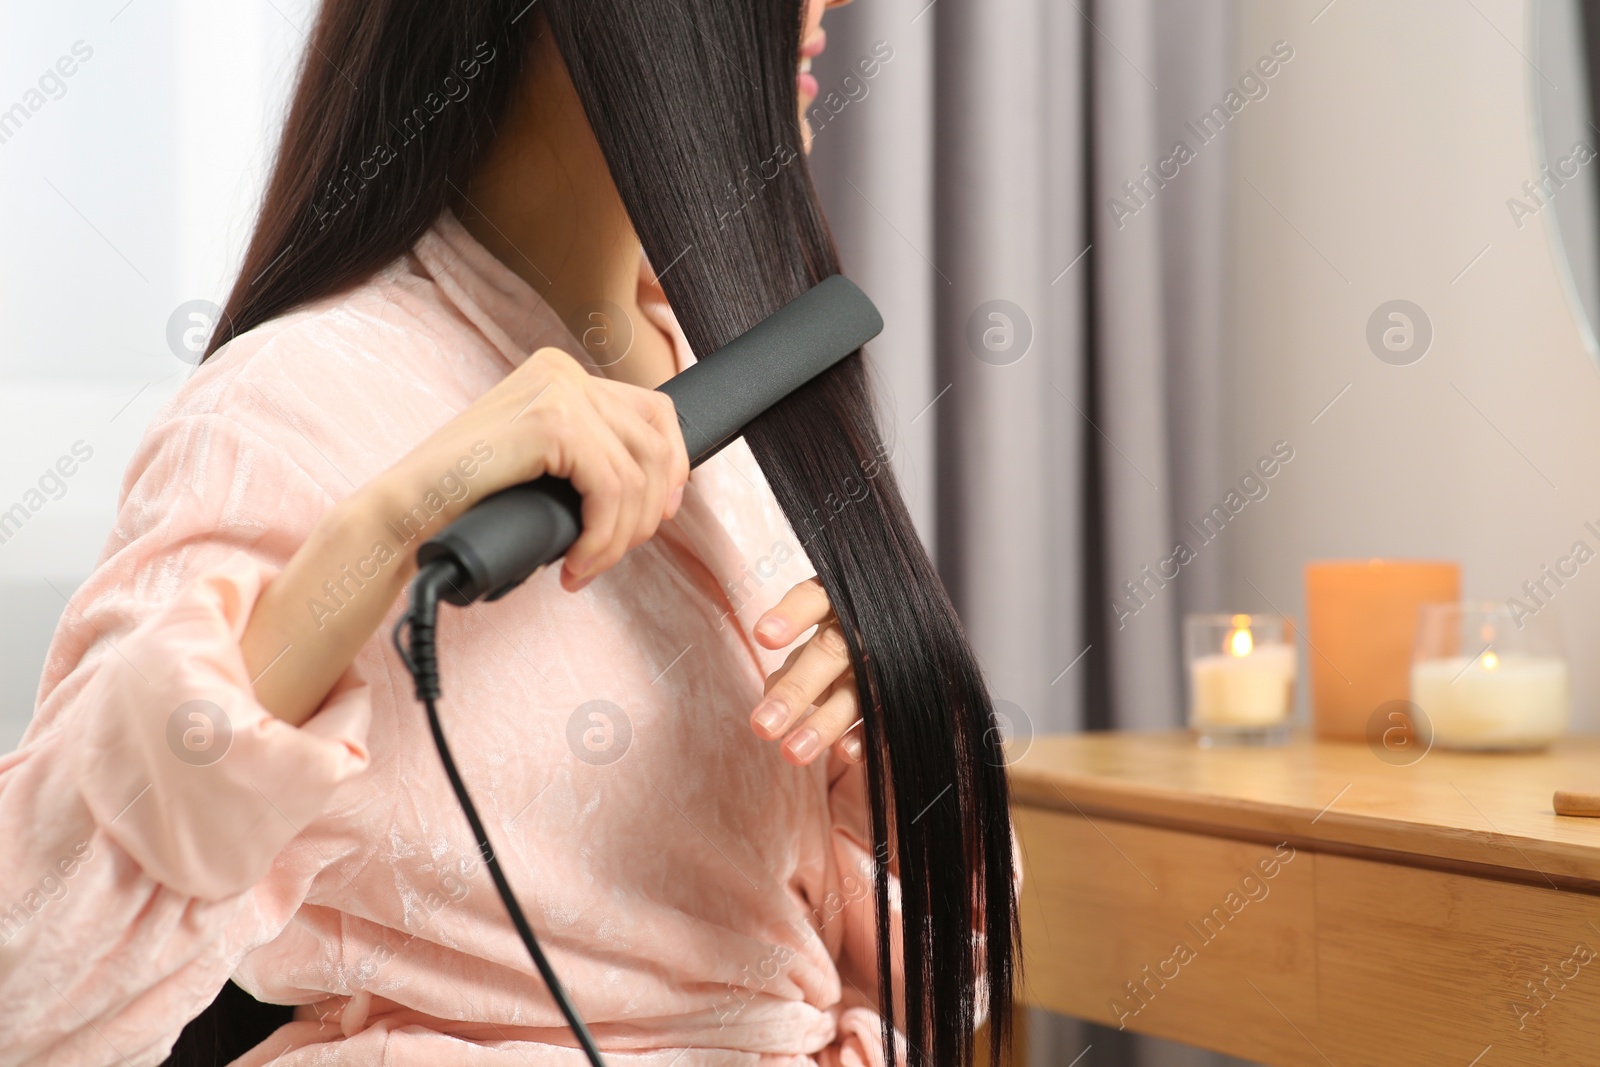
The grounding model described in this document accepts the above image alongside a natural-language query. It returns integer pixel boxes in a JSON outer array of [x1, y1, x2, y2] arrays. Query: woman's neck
[[457, 26, 677, 389]]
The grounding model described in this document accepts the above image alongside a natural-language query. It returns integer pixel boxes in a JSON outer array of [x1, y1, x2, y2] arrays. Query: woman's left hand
[[750, 577, 864, 766]]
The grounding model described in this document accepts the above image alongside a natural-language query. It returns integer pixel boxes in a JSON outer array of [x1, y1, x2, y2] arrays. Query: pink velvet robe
[[0, 211, 902, 1066]]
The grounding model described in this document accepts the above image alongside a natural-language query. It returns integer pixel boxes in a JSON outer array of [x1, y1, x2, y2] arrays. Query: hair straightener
[[392, 275, 882, 1065]]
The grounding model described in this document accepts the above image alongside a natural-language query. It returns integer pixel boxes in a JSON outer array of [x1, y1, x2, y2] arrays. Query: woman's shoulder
[[133, 254, 508, 496], [176, 256, 495, 423]]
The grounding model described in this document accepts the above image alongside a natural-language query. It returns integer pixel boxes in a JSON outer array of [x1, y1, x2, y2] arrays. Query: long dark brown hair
[[190, 2, 1017, 1063]]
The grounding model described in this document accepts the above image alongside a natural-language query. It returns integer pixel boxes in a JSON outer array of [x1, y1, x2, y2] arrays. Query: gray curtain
[[809, 0, 1247, 1064]]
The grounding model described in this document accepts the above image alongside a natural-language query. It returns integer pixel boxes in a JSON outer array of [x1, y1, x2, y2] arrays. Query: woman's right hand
[[382, 345, 690, 591], [241, 346, 689, 725]]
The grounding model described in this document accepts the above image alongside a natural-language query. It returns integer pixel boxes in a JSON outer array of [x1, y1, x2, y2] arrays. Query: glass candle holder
[[1185, 613, 1296, 746], [1410, 602, 1570, 751]]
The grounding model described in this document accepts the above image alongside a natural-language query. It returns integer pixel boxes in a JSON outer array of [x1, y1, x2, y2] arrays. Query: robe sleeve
[[0, 412, 373, 1065]]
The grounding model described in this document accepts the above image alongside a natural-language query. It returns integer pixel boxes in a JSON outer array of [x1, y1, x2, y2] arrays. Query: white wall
[[1225, 0, 1600, 733], [0, 0, 313, 749]]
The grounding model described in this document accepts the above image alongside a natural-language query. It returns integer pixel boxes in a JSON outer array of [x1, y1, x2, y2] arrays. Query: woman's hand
[[383, 345, 690, 592], [750, 577, 864, 766], [243, 345, 689, 726]]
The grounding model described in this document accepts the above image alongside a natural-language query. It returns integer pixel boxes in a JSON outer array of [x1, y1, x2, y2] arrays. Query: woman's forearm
[[241, 472, 435, 726]]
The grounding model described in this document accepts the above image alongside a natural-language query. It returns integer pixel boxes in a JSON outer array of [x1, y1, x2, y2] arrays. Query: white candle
[[1409, 653, 1569, 750], [1190, 642, 1296, 727]]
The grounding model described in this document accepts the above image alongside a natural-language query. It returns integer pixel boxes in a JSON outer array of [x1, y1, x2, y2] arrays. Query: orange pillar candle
[[1304, 559, 1460, 741]]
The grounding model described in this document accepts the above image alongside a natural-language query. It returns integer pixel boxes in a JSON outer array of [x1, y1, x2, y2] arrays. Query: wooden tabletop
[[1008, 731, 1600, 890]]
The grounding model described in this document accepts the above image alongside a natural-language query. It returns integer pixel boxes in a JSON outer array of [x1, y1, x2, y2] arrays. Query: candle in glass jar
[[1190, 620, 1296, 726], [1409, 651, 1569, 749]]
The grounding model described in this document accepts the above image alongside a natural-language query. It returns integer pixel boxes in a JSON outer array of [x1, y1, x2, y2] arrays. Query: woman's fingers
[[564, 458, 626, 588], [560, 401, 626, 587], [589, 391, 657, 549], [833, 719, 865, 763], [754, 576, 831, 648], [567, 423, 645, 586], [750, 577, 865, 766], [752, 621, 852, 740], [560, 382, 688, 590], [782, 681, 860, 766], [594, 383, 679, 539], [618, 384, 690, 518]]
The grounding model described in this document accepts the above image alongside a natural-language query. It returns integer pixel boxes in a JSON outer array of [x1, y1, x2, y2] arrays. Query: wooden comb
[[1553, 790, 1600, 817]]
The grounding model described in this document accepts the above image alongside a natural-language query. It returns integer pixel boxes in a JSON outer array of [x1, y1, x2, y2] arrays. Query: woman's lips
[[798, 31, 825, 99]]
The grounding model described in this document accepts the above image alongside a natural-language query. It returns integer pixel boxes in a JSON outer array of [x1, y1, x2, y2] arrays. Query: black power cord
[[392, 560, 608, 1067]]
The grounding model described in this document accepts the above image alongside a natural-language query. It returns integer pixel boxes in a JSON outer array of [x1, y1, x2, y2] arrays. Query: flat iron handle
[[416, 275, 883, 605]]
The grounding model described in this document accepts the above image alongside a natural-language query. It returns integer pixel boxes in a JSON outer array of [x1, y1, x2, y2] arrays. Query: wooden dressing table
[[1008, 732, 1600, 1065]]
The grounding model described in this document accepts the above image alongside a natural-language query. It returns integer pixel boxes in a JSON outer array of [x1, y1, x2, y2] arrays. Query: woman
[[0, 1, 1017, 1064]]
